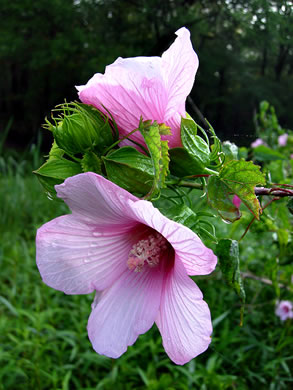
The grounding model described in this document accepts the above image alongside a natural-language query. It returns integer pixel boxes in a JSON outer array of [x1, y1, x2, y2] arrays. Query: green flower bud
[[45, 102, 115, 155]]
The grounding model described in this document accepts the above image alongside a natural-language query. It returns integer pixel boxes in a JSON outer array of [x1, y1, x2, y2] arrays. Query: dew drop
[[221, 219, 232, 225]]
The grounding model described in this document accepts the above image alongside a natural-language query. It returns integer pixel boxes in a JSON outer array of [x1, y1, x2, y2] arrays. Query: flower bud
[[47, 103, 114, 155]]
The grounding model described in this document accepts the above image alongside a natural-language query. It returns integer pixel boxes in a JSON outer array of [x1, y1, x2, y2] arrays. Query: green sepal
[[139, 119, 170, 198], [34, 156, 82, 198], [169, 147, 207, 177], [208, 160, 266, 220], [216, 239, 246, 325], [181, 116, 210, 168], [103, 146, 154, 195], [81, 151, 102, 174]]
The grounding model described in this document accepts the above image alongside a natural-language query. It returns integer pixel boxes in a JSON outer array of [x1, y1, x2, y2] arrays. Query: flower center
[[127, 232, 167, 272]]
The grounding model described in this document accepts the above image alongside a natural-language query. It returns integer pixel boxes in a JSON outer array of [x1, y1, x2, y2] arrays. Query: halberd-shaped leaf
[[103, 146, 154, 195]]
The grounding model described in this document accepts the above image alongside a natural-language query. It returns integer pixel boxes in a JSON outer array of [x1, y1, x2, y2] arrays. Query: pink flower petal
[[78, 58, 167, 148], [162, 27, 199, 120], [275, 300, 293, 321], [128, 199, 217, 276], [278, 133, 288, 147], [55, 172, 138, 227], [87, 266, 163, 358], [156, 258, 213, 365], [77, 27, 198, 149], [36, 215, 132, 294]]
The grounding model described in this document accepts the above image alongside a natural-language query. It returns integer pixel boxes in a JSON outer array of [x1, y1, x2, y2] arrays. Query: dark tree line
[[1, 0, 293, 149]]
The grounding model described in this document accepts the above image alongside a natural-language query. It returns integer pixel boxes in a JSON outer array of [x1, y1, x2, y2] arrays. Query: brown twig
[[254, 187, 293, 197], [241, 271, 290, 290]]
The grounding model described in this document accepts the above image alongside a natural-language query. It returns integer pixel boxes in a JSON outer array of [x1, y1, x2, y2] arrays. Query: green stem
[[103, 127, 140, 154], [166, 179, 203, 190], [203, 167, 219, 175]]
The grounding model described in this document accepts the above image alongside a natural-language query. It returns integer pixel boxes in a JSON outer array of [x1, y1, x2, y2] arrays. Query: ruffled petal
[[162, 27, 199, 120], [87, 265, 163, 358], [36, 214, 133, 294], [55, 172, 138, 227], [156, 258, 213, 365], [127, 199, 217, 275]]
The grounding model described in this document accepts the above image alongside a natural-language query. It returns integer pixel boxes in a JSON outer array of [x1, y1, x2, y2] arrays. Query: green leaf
[[287, 198, 293, 215], [207, 176, 241, 222], [139, 120, 170, 198], [161, 140, 170, 188], [181, 115, 197, 136], [103, 146, 154, 195], [181, 116, 210, 168], [169, 147, 207, 177], [81, 151, 102, 174], [48, 141, 64, 159], [34, 156, 82, 197], [216, 239, 245, 324], [253, 145, 286, 161], [159, 204, 198, 230], [222, 141, 239, 162], [208, 160, 266, 220]]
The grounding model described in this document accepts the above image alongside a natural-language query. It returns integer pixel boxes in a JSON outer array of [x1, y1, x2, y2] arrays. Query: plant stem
[[254, 187, 293, 197]]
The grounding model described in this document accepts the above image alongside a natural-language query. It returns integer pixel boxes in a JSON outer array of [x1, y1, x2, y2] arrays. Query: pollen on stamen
[[127, 232, 168, 272]]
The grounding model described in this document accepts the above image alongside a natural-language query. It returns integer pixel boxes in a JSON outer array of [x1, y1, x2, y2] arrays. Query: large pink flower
[[77, 27, 198, 149], [36, 173, 217, 364]]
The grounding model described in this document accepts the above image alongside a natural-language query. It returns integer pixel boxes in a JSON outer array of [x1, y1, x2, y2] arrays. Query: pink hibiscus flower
[[251, 138, 265, 148], [278, 133, 288, 147], [77, 27, 198, 149], [275, 300, 293, 321], [36, 173, 217, 364]]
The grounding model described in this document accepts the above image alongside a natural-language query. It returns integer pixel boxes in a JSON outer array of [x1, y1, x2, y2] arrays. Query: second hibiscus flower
[[77, 27, 198, 149]]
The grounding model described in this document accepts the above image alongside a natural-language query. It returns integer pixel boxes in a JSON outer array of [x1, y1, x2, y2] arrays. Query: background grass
[[0, 147, 292, 390]]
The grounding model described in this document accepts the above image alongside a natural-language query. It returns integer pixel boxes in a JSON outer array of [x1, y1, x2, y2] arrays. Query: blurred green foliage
[[1, 0, 293, 147]]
